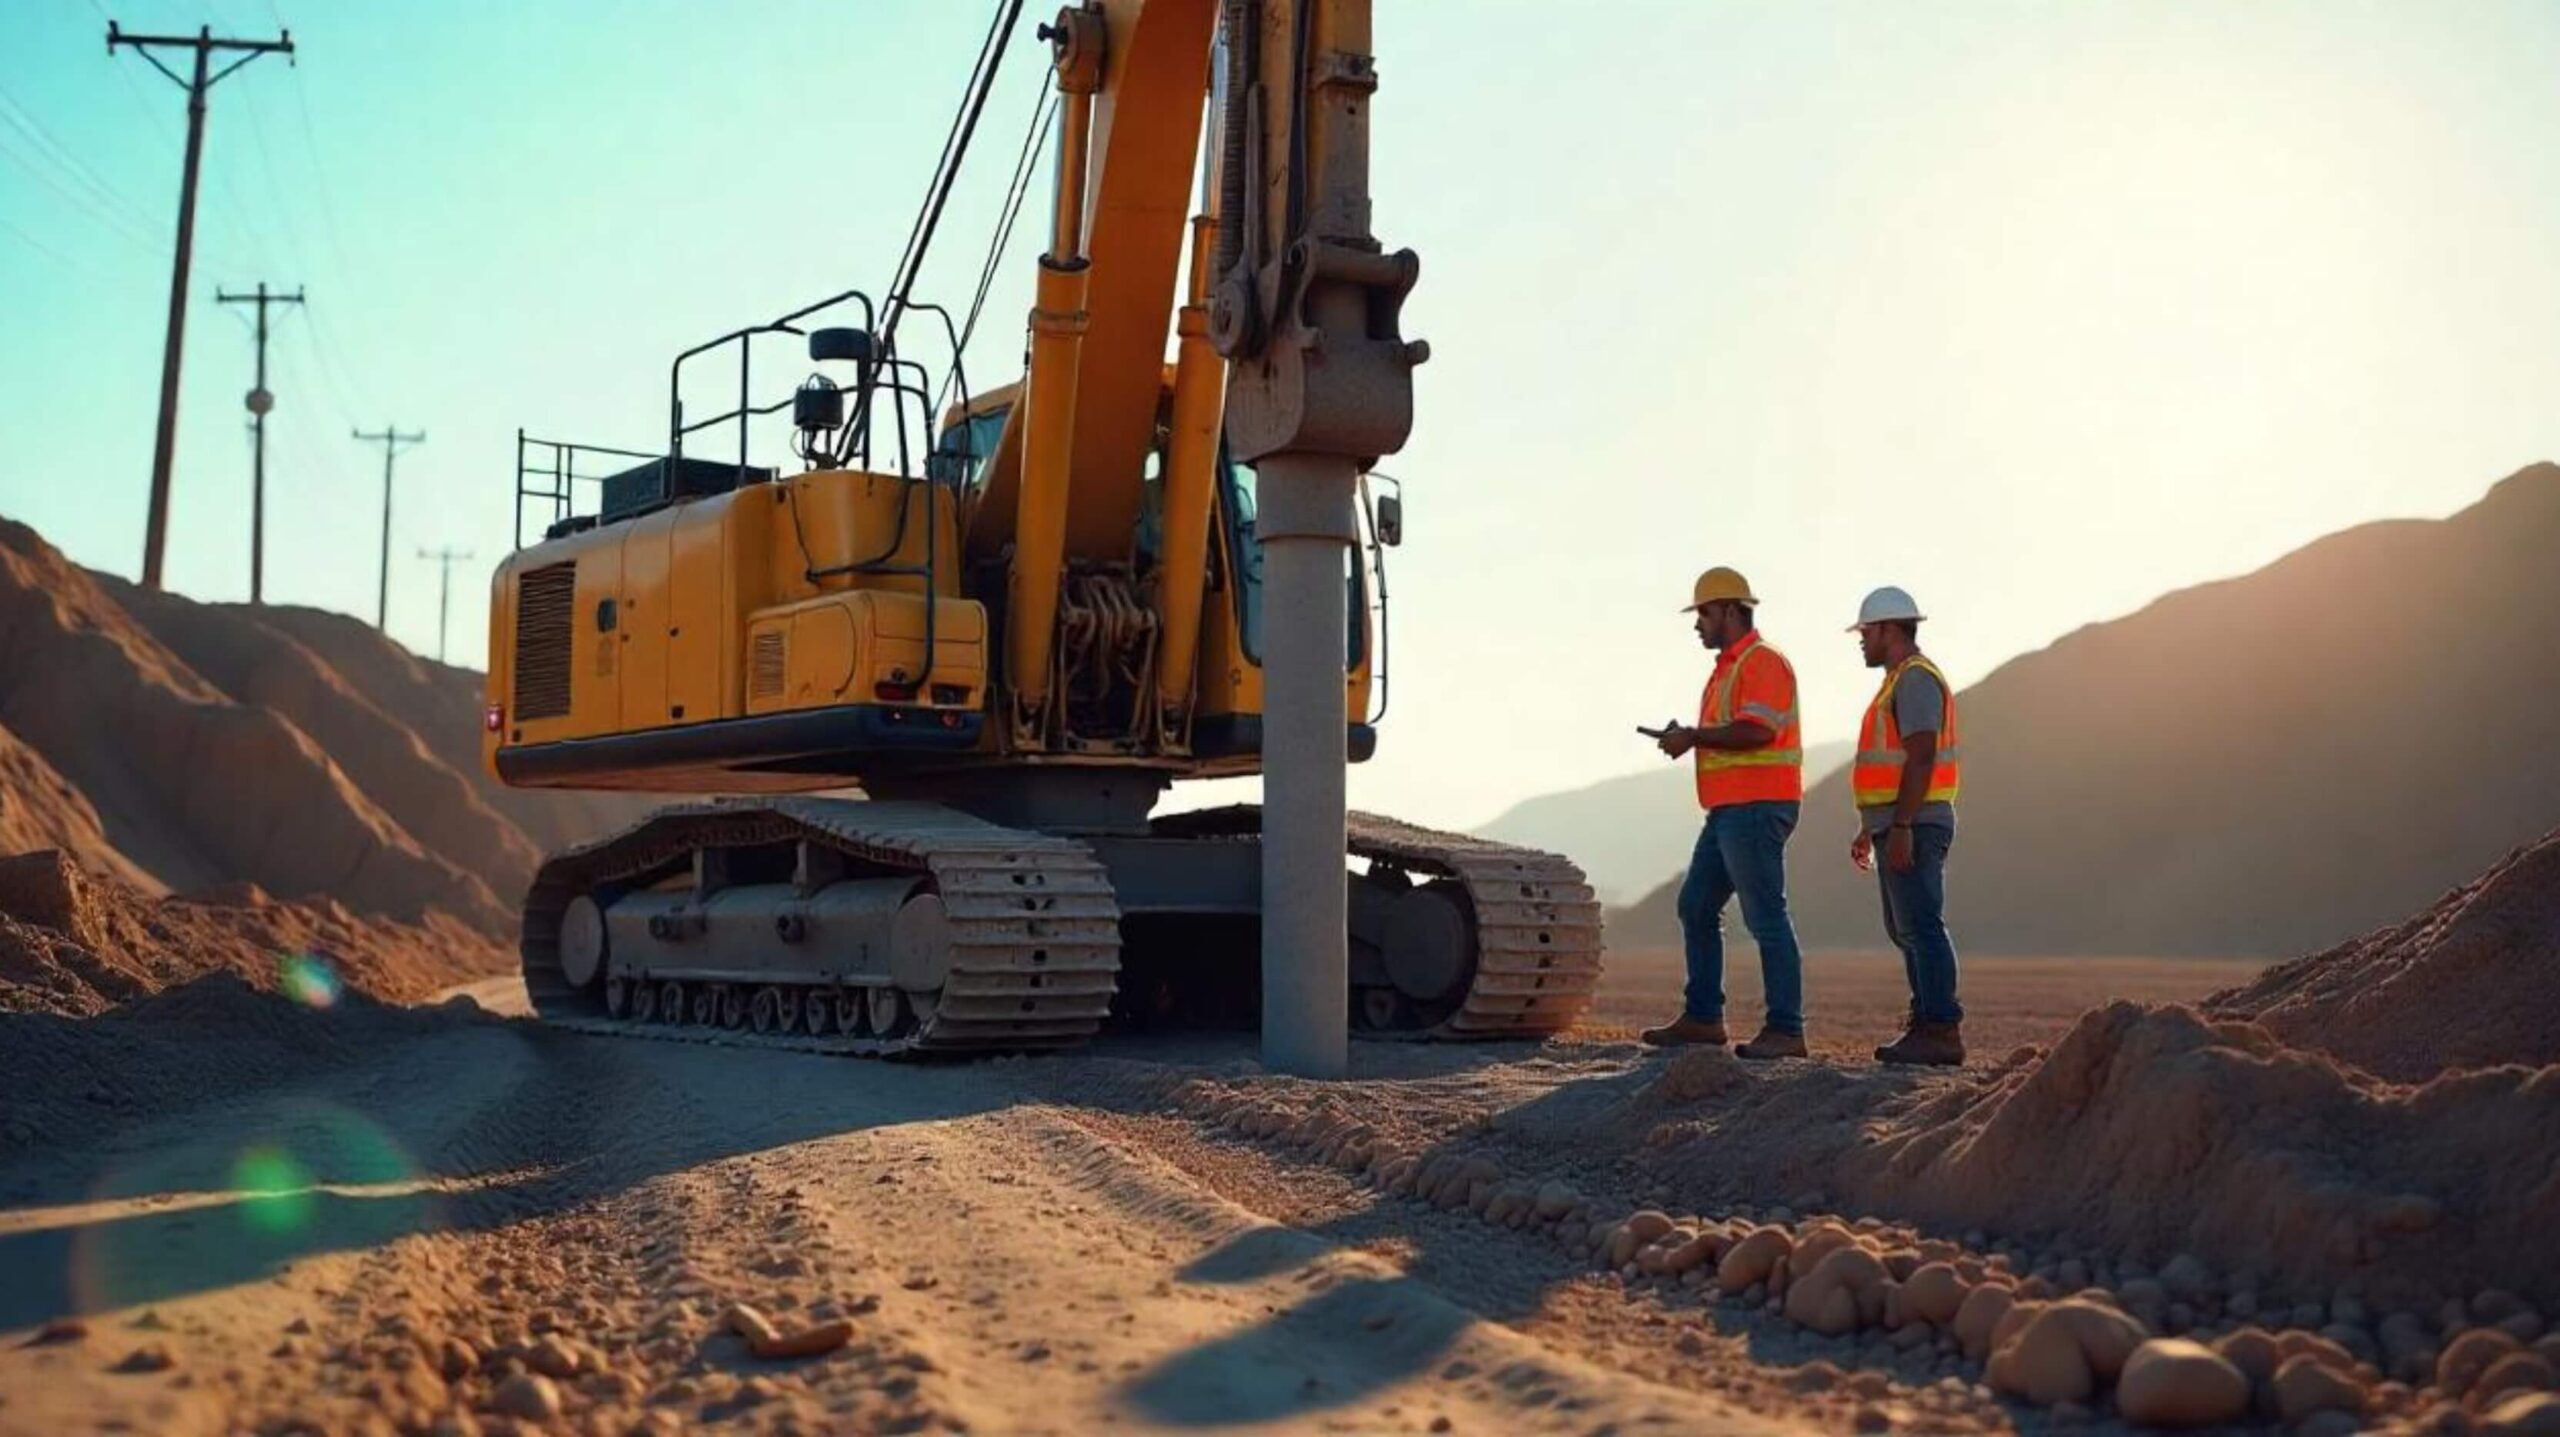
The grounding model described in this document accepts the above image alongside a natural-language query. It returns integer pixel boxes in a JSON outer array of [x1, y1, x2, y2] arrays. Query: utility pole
[[216, 283, 304, 604], [108, 21, 294, 592], [416, 546, 475, 663], [352, 427, 425, 631]]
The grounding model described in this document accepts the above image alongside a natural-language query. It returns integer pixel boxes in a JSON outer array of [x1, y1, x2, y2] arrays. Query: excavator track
[[519, 799, 1601, 1058], [1151, 806, 1606, 1040], [519, 797, 1122, 1058]]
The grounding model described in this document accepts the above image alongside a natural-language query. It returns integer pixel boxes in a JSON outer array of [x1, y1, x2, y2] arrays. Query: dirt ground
[[0, 951, 2309, 1437]]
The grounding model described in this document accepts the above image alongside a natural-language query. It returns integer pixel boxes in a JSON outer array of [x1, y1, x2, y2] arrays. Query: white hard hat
[[1849, 585, 1926, 631]]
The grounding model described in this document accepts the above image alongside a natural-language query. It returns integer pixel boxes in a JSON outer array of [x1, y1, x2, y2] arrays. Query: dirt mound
[[0, 514, 657, 941], [1619, 462, 2560, 956], [1832, 1004, 2560, 1306], [0, 519, 506, 929], [2205, 826, 2560, 1081], [0, 969, 493, 1159], [247, 602, 660, 854], [0, 849, 507, 1018], [0, 718, 155, 892], [99, 576, 547, 905]]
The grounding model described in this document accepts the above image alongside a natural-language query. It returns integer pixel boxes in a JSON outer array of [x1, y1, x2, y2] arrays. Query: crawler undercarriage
[[518, 797, 1601, 1057]]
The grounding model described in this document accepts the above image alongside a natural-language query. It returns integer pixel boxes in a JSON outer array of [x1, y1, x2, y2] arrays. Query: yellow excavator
[[482, 0, 1599, 1070]]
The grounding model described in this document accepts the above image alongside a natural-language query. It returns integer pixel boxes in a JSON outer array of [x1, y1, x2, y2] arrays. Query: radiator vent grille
[[512, 562, 577, 721], [749, 630, 787, 700]]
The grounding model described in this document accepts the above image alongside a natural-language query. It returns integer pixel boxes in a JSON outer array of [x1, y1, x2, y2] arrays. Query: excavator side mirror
[[1373, 492, 1403, 547], [808, 327, 875, 364]]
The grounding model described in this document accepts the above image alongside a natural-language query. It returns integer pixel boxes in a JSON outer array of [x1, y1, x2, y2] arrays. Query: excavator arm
[[980, 0, 1423, 1072], [968, 0, 1418, 768]]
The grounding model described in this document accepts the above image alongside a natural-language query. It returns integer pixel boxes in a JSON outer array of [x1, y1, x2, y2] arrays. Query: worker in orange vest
[[1641, 567, 1809, 1060], [1847, 585, 1966, 1066]]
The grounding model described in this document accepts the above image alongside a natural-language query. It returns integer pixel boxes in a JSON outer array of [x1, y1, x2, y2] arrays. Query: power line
[[0, 126, 157, 249], [0, 211, 112, 278], [106, 18, 297, 592], [235, 77, 310, 277], [351, 425, 423, 631], [282, 58, 362, 303], [0, 83, 163, 235]]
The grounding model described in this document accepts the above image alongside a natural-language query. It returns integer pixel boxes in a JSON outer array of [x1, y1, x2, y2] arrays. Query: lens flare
[[229, 1144, 315, 1234], [67, 1100, 430, 1314], [276, 951, 341, 1009]]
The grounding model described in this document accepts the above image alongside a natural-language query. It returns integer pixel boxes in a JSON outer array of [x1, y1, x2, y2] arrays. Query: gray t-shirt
[[1860, 665, 1957, 834]]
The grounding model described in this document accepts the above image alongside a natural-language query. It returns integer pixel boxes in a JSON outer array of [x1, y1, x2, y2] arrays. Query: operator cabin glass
[[929, 412, 1368, 668]]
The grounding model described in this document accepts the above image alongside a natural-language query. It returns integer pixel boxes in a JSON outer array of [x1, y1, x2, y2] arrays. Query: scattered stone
[[2479, 1392, 2560, 1437], [527, 1334, 582, 1379], [2116, 1338, 2250, 1428], [488, 1362, 565, 1413], [111, 1343, 175, 1374], [434, 1336, 478, 1382], [1785, 1247, 1892, 1336], [2473, 1353, 2558, 1408], [2443, 1330, 2528, 1398], [1953, 1283, 2018, 1360], [2212, 1326, 2281, 1389], [2159, 1254, 2211, 1303], [1716, 1227, 1793, 1296], [29, 1318, 88, 1346], [2273, 1353, 2367, 1422], [1988, 1308, 2093, 1405]]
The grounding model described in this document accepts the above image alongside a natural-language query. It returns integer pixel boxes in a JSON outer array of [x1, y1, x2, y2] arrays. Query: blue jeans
[[1677, 801, 1805, 1035], [1878, 823, 1964, 1024]]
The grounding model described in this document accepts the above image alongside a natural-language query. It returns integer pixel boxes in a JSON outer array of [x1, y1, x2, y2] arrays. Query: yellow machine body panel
[[485, 466, 987, 790]]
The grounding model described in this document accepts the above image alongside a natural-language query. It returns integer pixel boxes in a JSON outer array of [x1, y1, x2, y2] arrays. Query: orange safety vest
[[1695, 631, 1804, 808], [1852, 654, 1961, 809]]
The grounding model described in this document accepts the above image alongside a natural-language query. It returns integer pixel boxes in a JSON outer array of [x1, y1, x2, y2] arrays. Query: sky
[[5, 0, 2558, 834]]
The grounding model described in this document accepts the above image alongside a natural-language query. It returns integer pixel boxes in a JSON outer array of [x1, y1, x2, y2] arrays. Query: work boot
[[1875, 1020, 1966, 1067], [1639, 1016, 1729, 1047], [1733, 1026, 1808, 1061]]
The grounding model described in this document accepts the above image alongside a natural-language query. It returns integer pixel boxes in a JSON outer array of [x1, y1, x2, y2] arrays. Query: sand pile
[[0, 515, 655, 937], [0, 519, 505, 929], [0, 849, 507, 1018], [1832, 1004, 2560, 1307], [2206, 825, 2560, 1081], [244, 602, 660, 855], [0, 719, 155, 890], [99, 575, 548, 906]]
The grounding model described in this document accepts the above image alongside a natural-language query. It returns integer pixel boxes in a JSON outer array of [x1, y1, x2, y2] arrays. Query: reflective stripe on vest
[[1851, 654, 1961, 808], [1696, 637, 1805, 804]]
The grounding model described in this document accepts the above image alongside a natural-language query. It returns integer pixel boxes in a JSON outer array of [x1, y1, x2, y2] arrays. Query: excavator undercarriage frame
[[518, 794, 1599, 1057]]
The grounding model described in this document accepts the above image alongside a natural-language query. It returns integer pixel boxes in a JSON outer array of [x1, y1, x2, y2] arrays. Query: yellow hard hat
[[1683, 566, 1759, 612]]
